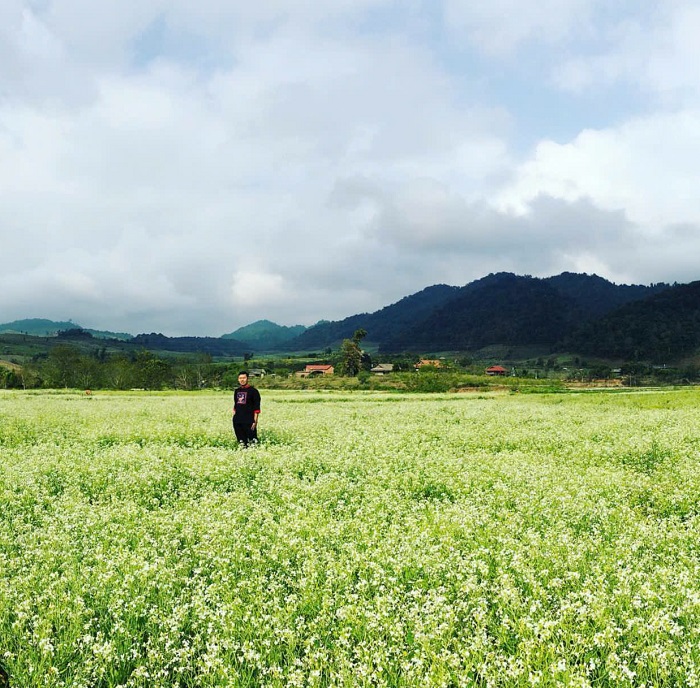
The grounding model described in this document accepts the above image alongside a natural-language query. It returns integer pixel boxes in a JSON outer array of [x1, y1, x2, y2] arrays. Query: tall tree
[[46, 344, 81, 388], [135, 350, 171, 390], [340, 329, 367, 376]]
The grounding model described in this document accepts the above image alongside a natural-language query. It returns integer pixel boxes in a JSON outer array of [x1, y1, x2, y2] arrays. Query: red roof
[[486, 365, 507, 372]]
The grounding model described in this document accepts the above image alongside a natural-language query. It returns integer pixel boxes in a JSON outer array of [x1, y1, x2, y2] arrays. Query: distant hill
[[222, 320, 306, 350], [131, 333, 248, 356], [564, 280, 700, 362], [0, 318, 132, 340], [0, 318, 82, 336], [84, 328, 133, 341], [286, 284, 460, 350]]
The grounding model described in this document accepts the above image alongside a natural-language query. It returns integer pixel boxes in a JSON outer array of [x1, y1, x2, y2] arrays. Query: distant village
[[248, 361, 512, 378]]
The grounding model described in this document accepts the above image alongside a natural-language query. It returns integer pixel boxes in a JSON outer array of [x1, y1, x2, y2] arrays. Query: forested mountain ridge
[[543, 272, 669, 318], [382, 273, 576, 351], [563, 280, 700, 361], [285, 284, 460, 350], [381, 272, 670, 352], [287, 272, 671, 353]]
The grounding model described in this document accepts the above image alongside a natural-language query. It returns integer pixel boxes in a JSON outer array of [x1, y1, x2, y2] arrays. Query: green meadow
[[2, 388, 700, 687]]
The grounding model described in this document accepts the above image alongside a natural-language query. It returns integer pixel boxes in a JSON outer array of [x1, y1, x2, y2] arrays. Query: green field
[[2, 388, 700, 687]]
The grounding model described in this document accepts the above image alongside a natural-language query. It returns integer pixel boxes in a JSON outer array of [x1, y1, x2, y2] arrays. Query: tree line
[[0, 346, 231, 391], [0, 337, 378, 391]]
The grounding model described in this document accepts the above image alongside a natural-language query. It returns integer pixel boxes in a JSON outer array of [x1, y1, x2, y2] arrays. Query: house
[[296, 364, 335, 377], [248, 368, 266, 378], [485, 365, 507, 376], [371, 363, 394, 375]]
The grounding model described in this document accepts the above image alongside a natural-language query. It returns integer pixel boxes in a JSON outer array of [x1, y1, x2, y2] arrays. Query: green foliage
[[0, 367, 22, 389], [46, 344, 82, 388], [339, 329, 367, 376], [339, 339, 360, 376], [134, 350, 171, 390], [401, 371, 456, 392]]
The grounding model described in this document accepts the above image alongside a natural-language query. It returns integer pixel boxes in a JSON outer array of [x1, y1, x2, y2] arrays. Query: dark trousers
[[233, 421, 258, 446]]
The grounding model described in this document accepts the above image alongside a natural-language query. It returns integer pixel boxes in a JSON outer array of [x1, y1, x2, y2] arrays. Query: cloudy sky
[[2, 1, 699, 335]]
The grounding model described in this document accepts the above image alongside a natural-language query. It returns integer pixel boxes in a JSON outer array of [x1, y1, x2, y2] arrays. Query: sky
[[2, 1, 700, 336]]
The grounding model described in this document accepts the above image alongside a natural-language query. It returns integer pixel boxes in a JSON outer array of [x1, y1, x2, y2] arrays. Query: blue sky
[[1, 1, 699, 335]]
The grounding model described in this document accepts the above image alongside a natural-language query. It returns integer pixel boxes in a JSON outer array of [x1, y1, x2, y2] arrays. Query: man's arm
[[251, 389, 261, 425]]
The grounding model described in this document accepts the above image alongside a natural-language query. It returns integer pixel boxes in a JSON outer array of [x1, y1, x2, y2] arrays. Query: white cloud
[[646, 2, 700, 102], [230, 269, 289, 309], [554, 1, 700, 104], [1, 1, 700, 334], [498, 111, 700, 230], [443, 0, 598, 55]]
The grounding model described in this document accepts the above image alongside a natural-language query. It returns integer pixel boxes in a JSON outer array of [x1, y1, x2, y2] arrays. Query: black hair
[[238, 371, 249, 377]]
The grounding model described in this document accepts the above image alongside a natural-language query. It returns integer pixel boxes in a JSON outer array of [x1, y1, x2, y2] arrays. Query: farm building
[[485, 365, 508, 376], [371, 363, 394, 375], [296, 364, 335, 377]]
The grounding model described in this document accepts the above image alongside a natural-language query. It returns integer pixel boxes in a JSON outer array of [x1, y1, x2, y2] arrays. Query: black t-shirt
[[233, 385, 261, 424]]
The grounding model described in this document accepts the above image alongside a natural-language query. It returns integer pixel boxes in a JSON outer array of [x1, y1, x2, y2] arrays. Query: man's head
[[238, 371, 249, 386]]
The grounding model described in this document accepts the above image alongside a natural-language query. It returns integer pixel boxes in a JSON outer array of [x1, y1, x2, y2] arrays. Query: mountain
[[382, 272, 670, 352], [564, 280, 700, 362], [286, 284, 460, 350], [382, 273, 575, 351], [222, 319, 306, 350], [0, 318, 132, 340], [544, 272, 669, 318], [280, 272, 671, 354]]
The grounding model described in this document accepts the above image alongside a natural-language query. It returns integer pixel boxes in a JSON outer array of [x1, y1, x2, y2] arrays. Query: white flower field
[[2, 387, 700, 687]]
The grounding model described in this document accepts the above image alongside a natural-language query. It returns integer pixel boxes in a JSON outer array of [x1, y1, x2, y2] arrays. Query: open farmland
[[2, 388, 700, 687]]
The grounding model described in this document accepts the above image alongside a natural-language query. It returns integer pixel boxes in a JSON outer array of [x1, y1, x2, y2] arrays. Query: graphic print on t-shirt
[[236, 390, 248, 406]]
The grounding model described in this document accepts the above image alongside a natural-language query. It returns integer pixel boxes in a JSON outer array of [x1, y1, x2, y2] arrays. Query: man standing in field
[[232, 371, 261, 447]]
